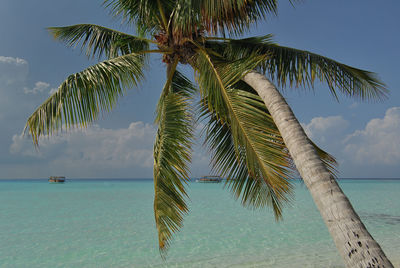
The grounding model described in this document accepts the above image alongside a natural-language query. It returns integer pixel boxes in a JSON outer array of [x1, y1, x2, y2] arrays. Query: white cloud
[[0, 55, 58, 139], [0, 56, 31, 127], [10, 121, 156, 172], [24, 81, 50, 94], [344, 107, 400, 165], [0, 56, 28, 86], [299, 108, 400, 177], [302, 115, 349, 143], [0, 56, 27, 65], [0, 56, 54, 122], [9, 120, 216, 178]]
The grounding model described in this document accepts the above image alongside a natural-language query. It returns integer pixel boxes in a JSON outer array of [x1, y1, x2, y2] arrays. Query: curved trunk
[[243, 71, 393, 267]]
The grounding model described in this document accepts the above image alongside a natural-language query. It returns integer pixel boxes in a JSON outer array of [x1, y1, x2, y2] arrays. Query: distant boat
[[196, 175, 222, 183], [48, 176, 65, 183]]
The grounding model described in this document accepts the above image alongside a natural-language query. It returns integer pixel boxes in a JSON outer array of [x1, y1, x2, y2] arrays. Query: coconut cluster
[[154, 29, 203, 64]]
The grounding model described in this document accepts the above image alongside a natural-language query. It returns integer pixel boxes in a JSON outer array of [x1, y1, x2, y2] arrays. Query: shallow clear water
[[0, 179, 399, 267]]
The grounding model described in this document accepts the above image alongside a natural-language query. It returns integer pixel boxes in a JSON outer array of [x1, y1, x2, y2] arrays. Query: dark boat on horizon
[[48, 176, 65, 183], [196, 175, 222, 183]]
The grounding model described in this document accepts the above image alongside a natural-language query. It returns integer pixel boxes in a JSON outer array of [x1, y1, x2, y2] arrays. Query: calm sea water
[[0, 179, 399, 267]]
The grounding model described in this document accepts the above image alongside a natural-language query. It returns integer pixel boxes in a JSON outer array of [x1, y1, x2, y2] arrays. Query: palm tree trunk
[[242, 71, 393, 267]]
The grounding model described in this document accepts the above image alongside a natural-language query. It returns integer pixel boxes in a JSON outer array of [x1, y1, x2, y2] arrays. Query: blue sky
[[0, 0, 399, 179]]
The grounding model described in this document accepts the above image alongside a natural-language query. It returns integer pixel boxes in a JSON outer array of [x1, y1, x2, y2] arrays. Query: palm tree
[[25, 0, 393, 266]]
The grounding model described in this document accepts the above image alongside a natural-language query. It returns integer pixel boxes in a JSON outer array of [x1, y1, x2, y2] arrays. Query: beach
[[1, 179, 399, 267]]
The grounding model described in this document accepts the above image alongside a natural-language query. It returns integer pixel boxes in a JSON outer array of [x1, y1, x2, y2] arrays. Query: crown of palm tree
[[25, 0, 386, 256]]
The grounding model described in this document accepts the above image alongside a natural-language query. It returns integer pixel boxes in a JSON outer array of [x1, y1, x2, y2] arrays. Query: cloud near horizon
[[10, 121, 213, 178], [9, 106, 400, 178], [302, 107, 400, 177], [344, 107, 400, 165], [11, 121, 156, 172]]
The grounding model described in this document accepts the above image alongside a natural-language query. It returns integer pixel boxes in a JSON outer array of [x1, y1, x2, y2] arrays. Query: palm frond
[[153, 67, 195, 256], [170, 0, 202, 40], [49, 24, 151, 59], [194, 48, 293, 218], [169, 0, 282, 38], [199, 0, 279, 36], [104, 0, 174, 36], [207, 36, 388, 101], [24, 53, 146, 145], [200, 92, 292, 216]]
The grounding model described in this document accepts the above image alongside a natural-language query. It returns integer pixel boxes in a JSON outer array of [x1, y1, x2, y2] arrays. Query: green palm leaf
[[153, 66, 195, 255], [170, 0, 281, 39], [25, 53, 146, 145], [199, 0, 279, 36], [170, 0, 202, 40], [49, 24, 151, 59], [194, 48, 293, 218], [207, 36, 387, 100], [104, 0, 174, 36], [200, 91, 292, 216]]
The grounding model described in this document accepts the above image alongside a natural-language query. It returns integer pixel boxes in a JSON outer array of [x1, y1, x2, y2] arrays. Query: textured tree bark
[[243, 71, 393, 268]]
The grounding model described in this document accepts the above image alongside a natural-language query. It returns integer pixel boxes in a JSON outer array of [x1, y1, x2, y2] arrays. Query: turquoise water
[[0, 179, 399, 267]]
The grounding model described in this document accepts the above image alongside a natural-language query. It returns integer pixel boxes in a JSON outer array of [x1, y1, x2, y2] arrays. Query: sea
[[0, 179, 399, 267]]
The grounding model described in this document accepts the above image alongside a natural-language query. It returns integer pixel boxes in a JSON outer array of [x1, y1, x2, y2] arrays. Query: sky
[[0, 0, 399, 179]]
